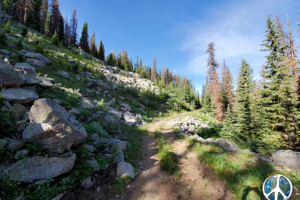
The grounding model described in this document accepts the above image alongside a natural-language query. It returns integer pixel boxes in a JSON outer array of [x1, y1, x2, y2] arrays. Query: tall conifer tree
[[79, 22, 89, 53]]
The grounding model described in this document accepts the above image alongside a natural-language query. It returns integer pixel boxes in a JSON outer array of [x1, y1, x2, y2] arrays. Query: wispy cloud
[[177, 0, 298, 77]]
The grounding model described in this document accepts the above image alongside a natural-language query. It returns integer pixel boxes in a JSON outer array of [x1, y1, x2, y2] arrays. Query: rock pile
[[174, 116, 210, 134]]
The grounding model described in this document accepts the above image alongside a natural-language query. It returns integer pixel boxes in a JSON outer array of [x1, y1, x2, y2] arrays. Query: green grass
[[190, 142, 300, 200], [157, 141, 178, 174], [154, 132, 167, 140], [113, 175, 131, 193]]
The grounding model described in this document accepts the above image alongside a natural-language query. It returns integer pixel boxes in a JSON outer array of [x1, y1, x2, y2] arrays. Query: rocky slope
[[0, 19, 165, 200]]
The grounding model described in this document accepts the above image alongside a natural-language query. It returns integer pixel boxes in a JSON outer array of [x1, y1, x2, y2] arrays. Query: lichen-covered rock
[[81, 97, 96, 111], [117, 162, 134, 179], [2, 88, 38, 104], [36, 77, 56, 88], [0, 154, 76, 183], [22, 123, 74, 154], [29, 98, 87, 146]]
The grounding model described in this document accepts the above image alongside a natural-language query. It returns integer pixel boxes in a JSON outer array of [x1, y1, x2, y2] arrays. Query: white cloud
[[177, 0, 298, 77]]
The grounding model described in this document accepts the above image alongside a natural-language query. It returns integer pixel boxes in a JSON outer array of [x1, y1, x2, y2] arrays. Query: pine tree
[[221, 105, 235, 139], [107, 53, 115, 66], [235, 59, 256, 147], [70, 8, 78, 47], [41, 0, 48, 34], [51, 31, 59, 46], [89, 31, 96, 57], [260, 15, 300, 150], [147, 65, 151, 80], [79, 22, 89, 53], [221, 59, 234, 110], [49, 0, 60, 36], [185, 80, 191, 103], [152, 57, 158, 81], [98, 40, 105, 61], [57, 14, 64, 42], [202, 82, 211, 112], [44, 9, 50, 36], [25, 0, 42, 31]]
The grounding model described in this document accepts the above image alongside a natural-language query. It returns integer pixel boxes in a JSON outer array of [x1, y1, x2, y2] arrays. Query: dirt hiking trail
[[125, 114, 235, 200]]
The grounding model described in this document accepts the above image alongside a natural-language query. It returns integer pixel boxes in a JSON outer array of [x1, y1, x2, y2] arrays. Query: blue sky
[[59, 0, 300, 93]]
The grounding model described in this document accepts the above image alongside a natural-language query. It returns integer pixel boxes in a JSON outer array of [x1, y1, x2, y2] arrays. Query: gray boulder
[[3, 138, 26, 151], [22, 123, 74, 154], [36, 77, 56, 88], [0, 49, 10, 55], [272, 150, 300, 169], [57, 70, 70, 78], [103, 114, 121, 134], [81, 177, 93, 189], [0, 154, 76, 183], [14, 63, 36, 76], [0, 64, 41, 87], [85, 157, 100, 171], [206, 138, 215, 144], [113, 144, 125, 164], [2, 88, 38, 104], [90, 133, 100, 142], [19, 50, 52, 67], [0, 139, 8, 149], [117, 162, 134, 179], [81, 97, 96, 111], [120, 103, 132, 112], [29, 98, 87, 146], [13, 104, 28, 121], [108, 109, 122, 119], [215, 137, 240, 152], [69, 108, 80, 115], [84, 144, 94, 153], [15, 149, 29, 159]]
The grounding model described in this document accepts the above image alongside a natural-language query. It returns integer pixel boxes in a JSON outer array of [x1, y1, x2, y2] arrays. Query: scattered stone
[[90, 133, 100, 141], [76, 74, 80, 80], [0, 49, 10, 54], [215, 137, 240, 152], [16, 122, 26, 132], [14, 190, 25, 200], [85, 157, 100, 171], [120, 103, 132, 112], [13, 104, 28, 121], [81, 177, 94, 189], [103, 114, 122, 134], [15, 149, 29, 159], [0, 154, 76, 183], [22, 123, 74, 154], [51, 192, 67, 200], [206, 138, 215, 143], [3, 138, 26, 151], [117, 162, 134, 179], [96, 187, 101, 193], [22, 85, 36, 92], [29, 98, 87, 146], [2, 88, 38, 104], [81, 97, 96, 111], [36, 77, 56, 88], [69, 108, 80, 115], [57, 70, 70, 78], [0, 139, 8, 149], [108, 109, 122, 119], [113, 144, 125, 164], [84, 144, 94, 153]]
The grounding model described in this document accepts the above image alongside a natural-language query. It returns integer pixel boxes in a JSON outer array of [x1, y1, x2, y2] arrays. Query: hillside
[[0, 11, 300, 200]]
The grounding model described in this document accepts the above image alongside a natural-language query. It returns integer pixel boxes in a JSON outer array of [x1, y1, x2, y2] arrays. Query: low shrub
[[0, 32, 7, 45], [21, 27, 28, 37], [35, 43, 44, 54], [4, 21, 11, 33], [27, 31, 42, 44]]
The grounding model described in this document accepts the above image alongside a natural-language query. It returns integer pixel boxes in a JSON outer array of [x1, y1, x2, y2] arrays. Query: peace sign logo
[[262, 174, 293, 200]]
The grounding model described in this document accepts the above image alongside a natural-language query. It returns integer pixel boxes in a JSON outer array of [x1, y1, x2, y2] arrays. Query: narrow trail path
[[125, 114, 235, 200]]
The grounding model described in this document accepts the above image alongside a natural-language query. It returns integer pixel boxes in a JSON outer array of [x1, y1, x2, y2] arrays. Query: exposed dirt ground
[[62, 114, 235, 200], [124, 114, 235, 200]]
